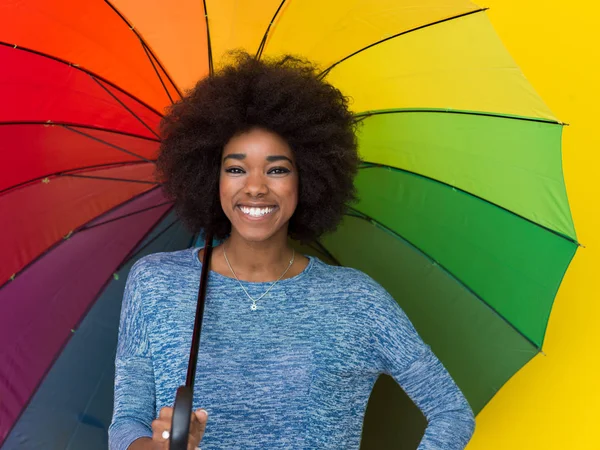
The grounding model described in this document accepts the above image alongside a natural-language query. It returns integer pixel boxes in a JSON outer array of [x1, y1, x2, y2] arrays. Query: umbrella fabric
[[2, 213, 192, 450], [0, 0, 577, 448]]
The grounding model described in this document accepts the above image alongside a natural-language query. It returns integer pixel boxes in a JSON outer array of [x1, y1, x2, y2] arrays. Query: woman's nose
[[244, 172, 269, 197]]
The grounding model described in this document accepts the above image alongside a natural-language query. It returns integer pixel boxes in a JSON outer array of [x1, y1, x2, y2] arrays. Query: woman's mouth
[[237, 205, 278, 220]]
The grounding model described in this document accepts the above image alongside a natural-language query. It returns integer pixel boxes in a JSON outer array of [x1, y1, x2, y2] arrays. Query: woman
[[108, 52, 475, 450]]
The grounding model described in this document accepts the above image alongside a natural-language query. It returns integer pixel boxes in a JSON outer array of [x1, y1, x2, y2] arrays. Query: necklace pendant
[[223, 246, 295, 314]]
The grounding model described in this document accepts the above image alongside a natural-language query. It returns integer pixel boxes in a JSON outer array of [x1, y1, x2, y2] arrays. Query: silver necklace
[[223, 246, 295, 311]]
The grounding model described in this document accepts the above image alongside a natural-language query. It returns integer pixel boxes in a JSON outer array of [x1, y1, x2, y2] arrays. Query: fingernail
[[199, 409, 208, 418]]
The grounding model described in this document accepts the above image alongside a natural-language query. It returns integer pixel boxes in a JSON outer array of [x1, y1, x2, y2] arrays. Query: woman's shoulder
[[307, 259, 403, 324], [128, 248, 196, 283], [309, 258, 390, 300]]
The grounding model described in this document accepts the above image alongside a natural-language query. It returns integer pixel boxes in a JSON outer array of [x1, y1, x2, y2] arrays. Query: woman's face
[[220, 128, 299, 243]]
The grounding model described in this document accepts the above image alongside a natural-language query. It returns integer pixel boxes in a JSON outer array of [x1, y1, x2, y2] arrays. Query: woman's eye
[[224, 167, 244, 174], [268, 167, 291, 175]]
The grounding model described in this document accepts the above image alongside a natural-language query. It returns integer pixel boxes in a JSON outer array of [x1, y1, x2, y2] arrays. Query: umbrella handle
[[169, 233, 214, 450], [170, 386, 193, 450]]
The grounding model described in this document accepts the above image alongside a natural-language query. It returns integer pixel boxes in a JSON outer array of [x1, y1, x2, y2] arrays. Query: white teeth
[[239, 206, 275, 217]]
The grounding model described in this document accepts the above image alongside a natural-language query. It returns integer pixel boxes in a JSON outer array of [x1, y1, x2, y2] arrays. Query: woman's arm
[[370, 289, 475, 449], [392, 345, 475, 449], [108, 260, 157, 450], [127, 437, 153, 450]]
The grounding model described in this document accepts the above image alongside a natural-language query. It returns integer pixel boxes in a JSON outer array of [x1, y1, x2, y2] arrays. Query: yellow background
[[467, 1, 600, 449]]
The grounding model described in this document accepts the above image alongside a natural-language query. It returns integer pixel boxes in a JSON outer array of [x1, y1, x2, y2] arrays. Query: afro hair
[[155, 51, 361, 242]]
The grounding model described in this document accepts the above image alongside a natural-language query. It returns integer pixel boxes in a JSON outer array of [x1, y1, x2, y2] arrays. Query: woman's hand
[[151, 406, 208, 450]]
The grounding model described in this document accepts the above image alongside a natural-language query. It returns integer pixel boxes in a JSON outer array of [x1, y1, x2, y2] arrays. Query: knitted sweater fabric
[[108, 247, 475, 449]]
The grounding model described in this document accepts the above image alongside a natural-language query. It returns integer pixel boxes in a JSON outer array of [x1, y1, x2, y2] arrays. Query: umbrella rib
[[1, 209, 178, 446], [103, 0, 183, 101], [0, 42, 164, 118], [203, 0, 214, 75], [0, 161, 154, 197], [340, 206, 542, 351], [0, 121, 160, 142], [353, 108, 564, 126], [359, 162, 580, 246], [255, 0, 288, 60], [318, 8, 487, 79], [80, 201, 173, 232], [0, 186, 163, 292], [311, 240, 342, 266], [88, 74, 161, 138], [62, 173, 159, 185], [115, 215, 180, 274], [62, 125, 155, 163], [140, 43, 175, 104]]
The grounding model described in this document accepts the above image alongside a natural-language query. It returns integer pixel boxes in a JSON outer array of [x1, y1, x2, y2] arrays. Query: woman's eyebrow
[[222, 153, 245, 161], [222, 153, 294, 165], [266, 155, 294, 164]]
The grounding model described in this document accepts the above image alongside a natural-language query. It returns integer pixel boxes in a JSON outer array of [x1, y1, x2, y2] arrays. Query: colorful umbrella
[[0, 0, 578, 448]]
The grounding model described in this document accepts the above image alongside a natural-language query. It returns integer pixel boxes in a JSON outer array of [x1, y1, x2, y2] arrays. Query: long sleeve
[[370, 289, 475, 449], [108, 261, 156, 450]]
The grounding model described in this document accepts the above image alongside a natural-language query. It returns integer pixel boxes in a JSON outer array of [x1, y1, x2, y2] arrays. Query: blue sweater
[[109, 247, 475, 449]]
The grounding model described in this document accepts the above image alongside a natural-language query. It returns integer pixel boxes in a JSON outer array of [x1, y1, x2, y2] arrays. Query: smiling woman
[[108, 51, 475, 450]]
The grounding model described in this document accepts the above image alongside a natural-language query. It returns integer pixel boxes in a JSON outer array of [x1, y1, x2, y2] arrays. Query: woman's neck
[[215, 231, 296, 282]]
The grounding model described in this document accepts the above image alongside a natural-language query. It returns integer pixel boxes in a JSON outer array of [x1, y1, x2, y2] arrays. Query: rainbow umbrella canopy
[[0, 0, 578, 448]]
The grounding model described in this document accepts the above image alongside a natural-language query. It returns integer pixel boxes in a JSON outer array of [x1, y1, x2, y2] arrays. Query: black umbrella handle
[[170, 386, 193, 450], [170, 233, 213, 450]]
